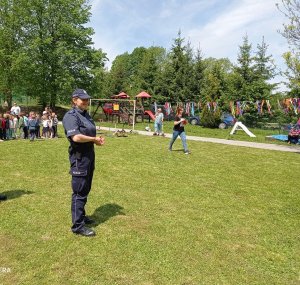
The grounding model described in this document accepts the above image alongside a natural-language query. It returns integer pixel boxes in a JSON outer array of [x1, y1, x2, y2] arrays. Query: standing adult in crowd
[[169, 107, 190, 154], [63, 89, 105, 237], [10, 102, 21, 116]]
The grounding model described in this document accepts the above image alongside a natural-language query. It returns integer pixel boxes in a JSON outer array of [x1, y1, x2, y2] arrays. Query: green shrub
[[200, 105, 221, 128]]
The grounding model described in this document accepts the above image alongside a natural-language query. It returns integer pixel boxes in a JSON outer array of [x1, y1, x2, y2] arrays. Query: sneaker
[[184, 151, 191, 155]]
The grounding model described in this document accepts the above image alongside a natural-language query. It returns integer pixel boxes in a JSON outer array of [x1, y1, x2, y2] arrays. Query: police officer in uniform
[[63, 89, 104, 237]]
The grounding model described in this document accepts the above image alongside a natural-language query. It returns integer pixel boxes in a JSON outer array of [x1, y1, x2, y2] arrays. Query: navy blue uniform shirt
[[62, 107, 96, 153]]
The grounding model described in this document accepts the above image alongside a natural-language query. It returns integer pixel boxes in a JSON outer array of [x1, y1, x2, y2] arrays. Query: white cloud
[[187, 0, 286, 58], [184, 0, 289, 90], [89, 0, 290, 82]]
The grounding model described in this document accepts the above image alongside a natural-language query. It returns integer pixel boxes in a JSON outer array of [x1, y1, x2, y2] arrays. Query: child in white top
[[42, 115, 50, 138], [153, 108, 164, 136]]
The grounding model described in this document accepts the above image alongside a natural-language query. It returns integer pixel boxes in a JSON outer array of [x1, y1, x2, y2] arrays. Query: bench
[[263, 123, 281, 130], [257, 122, 281, 134]]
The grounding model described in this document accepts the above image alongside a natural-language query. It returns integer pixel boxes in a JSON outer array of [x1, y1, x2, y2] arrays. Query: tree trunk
[[50, 93, 56, 109], [5, 89, 12, 109]]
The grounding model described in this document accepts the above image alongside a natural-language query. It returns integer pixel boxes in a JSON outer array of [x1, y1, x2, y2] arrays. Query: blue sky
[[89, 0, 290, 88]]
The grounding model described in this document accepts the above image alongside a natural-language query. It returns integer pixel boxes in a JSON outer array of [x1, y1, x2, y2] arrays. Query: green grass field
[[0, 129, 299, 285]]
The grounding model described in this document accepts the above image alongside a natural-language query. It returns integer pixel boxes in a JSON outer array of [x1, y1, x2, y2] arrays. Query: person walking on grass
[[63, 88, 105, 237], [169, 107, 190, 154]]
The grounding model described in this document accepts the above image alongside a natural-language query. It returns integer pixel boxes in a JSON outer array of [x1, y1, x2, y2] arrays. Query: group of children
[[0, 109, 59, 141]]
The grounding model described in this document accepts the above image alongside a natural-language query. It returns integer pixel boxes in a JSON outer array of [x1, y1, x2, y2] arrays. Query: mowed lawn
[[0, 131, 299, 285]]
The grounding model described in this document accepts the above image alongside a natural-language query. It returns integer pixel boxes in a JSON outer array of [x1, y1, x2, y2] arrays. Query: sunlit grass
[[0, 131, 299, 284]]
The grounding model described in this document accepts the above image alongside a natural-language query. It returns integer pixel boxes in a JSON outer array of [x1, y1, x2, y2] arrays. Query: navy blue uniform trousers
[[70, 150, 95, 232]]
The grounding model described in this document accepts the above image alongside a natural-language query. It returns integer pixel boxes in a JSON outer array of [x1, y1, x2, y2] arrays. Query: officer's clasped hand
[[94, 136, 105, 146]]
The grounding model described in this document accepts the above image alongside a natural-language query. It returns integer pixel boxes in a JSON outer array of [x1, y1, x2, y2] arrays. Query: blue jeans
[[154, 122, 162, 133], [29, 130, 36, 141], [169, 130, 188, 152]]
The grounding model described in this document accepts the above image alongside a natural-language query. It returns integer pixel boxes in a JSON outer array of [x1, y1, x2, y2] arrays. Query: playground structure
[[90, 97, 136, 130], [135, 91, 155, 121], [90, 92, 157, 130]]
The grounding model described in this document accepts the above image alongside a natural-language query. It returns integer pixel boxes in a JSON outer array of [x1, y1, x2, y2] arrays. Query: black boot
[[0, 194, 7, 201], [74, 226, 96, 237]]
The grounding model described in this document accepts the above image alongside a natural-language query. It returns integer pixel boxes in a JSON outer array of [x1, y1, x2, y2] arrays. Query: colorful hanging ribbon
[[190, 102, 195, 116], [266, 100, 272, 115], [212, 102, 218, 112], [230, 101, 235, 117]]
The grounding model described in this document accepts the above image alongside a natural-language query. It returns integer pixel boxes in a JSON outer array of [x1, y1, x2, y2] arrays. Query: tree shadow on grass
[[1, 189, 34, 200], [90, 203, 125, 227]]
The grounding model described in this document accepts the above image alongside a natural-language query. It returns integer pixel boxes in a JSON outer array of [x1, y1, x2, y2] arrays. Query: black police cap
[[72, 89, 91, 99]]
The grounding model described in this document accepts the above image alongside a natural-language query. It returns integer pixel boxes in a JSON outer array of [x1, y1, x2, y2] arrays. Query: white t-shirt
[[42, 119, 49, 128], [11, 106, 21, 115]]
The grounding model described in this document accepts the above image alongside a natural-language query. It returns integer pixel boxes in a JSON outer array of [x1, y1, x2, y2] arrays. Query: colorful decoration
[[266, 100, 272, 115], [161, 98, 299, 117], [230, 101, 235, 117], [190, 102, 195, 116], [154, 101, 158, 113]]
